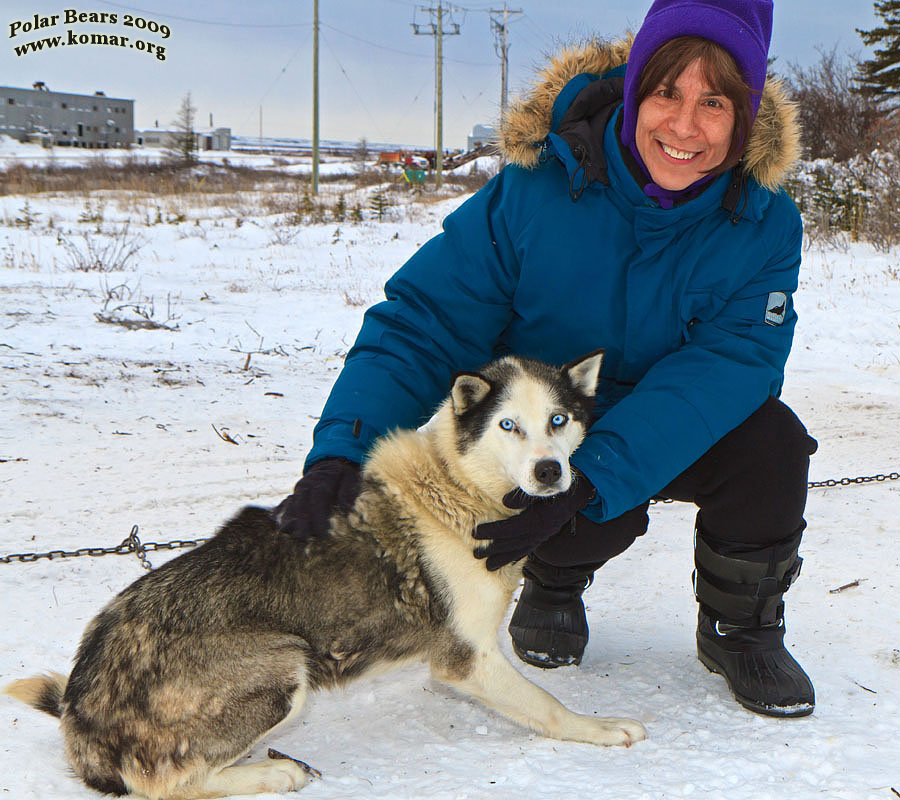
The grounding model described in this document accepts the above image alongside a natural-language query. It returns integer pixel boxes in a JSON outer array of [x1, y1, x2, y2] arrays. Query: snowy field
[[0, 136, 363, 174], [1, 144, 898, 799]]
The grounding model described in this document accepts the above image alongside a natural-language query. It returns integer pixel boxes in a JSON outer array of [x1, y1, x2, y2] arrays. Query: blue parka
[[306, 42, 803, 524]]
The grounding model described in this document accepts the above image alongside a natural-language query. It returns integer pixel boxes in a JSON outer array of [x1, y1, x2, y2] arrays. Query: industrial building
[[136, 126, 232, 151], [467, 124, 497, 152], [0, 82, 134, 148]]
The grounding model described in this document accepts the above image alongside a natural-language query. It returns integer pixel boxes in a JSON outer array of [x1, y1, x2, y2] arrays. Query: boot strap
[[693, 556, 802, 599], [693, 528, 803, 627]]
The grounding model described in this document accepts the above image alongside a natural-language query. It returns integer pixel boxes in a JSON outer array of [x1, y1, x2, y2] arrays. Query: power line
[[321, 22, 433, 59], [94, 0, 312, 28], [321, 22, 492, 66], [237, 32, 313, 131], [520, 13, 557, 50], [388, 73, 433, 140], [321, 32, 388, 142]]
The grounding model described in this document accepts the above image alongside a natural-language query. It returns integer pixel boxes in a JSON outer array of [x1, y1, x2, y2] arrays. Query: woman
[[276, 0, 816, 717]]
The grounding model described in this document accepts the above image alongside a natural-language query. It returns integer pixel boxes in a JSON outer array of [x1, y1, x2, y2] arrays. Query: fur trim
[[497, 36, 800, 190]]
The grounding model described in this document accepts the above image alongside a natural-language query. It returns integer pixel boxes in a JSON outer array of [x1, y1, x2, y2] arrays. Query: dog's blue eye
[[551, 414, 568, 427], [499, 418, 516, 431]]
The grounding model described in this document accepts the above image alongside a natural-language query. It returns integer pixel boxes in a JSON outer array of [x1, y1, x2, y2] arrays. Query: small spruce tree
[[369, 192, 389, 221], [169, 92, 198, 164], [334, 194, 347, 222]]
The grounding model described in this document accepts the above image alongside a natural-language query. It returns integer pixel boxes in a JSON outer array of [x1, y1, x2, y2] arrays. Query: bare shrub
[[784, 47, 884, 162], [342, 287, 367, 307], [782, 47, 900, 250], [353, 138, 370, 176], [849, 151, 900, 252], [791, 151, 900, 252], [95, 278, 180, 330], [268, 224, 300, 246], [59, 222, 145, 272]]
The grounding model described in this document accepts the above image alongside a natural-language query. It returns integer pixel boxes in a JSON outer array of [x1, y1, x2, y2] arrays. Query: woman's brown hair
[[636, 35, 755, 175]]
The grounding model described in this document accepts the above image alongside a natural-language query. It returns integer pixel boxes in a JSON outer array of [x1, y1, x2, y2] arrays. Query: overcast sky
[[0, 1, 882, 149]]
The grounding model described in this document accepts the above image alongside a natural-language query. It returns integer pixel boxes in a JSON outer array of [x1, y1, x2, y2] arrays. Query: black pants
[[528, 397, 818, 586]]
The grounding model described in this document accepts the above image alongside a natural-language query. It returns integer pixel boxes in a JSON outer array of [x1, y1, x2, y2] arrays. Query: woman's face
[[635, 58, 736, 191]]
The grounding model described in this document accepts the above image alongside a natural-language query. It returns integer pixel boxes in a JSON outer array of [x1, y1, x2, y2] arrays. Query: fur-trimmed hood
[[497, 36, 800, 191]]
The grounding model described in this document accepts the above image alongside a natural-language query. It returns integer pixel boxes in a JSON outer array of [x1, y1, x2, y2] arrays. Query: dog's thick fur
[[5, 352, 645, 799]]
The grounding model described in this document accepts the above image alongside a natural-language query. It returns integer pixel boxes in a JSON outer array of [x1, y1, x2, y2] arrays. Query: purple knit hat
[[620, 0, 773, 203]]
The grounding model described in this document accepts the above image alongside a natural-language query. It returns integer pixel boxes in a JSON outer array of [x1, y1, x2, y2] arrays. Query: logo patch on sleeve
[[765, 291, 788, 326]]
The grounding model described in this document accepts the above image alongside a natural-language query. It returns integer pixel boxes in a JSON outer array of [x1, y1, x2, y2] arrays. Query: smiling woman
[[633, 36, 753, 190], [636, 59, 736, 190]]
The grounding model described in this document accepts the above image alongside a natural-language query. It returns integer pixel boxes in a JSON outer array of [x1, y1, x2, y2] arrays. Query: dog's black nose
[[534, 459, 562, 486]]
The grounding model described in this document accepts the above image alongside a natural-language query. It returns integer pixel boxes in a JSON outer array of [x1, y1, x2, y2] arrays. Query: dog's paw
[[575, 715, 647, 747], [269, 762, 309, 793], [268, 748, 322, 779]]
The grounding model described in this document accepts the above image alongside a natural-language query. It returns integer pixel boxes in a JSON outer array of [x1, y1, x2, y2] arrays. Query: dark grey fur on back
[[60, 499, 472, 795]]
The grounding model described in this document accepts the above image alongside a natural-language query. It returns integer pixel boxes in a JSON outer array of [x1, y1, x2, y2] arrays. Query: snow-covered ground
[[0, 135, 360, 173], [1, 146, 898, 799]]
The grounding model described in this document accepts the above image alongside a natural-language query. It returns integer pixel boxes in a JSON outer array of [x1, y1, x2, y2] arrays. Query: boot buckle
[[754, 556, 803, 598], [754, 576, 781, 598], [785, 556, 803, 589]]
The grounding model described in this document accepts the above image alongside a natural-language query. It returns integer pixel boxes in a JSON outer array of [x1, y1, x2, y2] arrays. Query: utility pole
[[312, 0, 320, 195], [490, 4, 522, 120], [412, 3, 461, 188]]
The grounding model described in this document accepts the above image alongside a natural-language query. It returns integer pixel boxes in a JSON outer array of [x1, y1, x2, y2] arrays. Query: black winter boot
[[508, 578, 589, 668], [508, 558, 599, 668], [693, 523, 814, 717], [697, 611, 814, 716]]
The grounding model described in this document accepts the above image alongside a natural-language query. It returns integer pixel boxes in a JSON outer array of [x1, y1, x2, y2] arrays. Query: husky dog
[[5, 351, 645, 799]]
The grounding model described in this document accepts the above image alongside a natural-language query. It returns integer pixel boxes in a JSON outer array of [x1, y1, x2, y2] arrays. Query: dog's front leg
[[433, 647, 646, 747]]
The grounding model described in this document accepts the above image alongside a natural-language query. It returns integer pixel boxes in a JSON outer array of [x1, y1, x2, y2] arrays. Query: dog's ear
[[562, 349, 605, 397], [450, 371, 492, 415]]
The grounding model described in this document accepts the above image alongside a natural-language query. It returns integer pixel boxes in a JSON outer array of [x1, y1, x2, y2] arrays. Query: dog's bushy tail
[[4, 672, 67, 718]]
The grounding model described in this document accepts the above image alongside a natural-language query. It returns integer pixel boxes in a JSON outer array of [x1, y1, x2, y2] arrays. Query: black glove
[[472, 474, 597, 571], [272, 457, 362, 540]]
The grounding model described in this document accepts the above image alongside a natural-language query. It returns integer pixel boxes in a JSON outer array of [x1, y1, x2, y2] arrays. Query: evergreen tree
[[334, 194, 348, 222], [169, 92, 198, 164], [369, 192, 389, 221], [857, 1, 900, 104]]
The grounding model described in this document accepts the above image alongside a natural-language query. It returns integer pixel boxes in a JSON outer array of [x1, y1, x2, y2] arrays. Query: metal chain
[[2, 472, 897, 570], [0, 525, 209, 571], [807, 472, 900, 489], [647, 472, 900, 506]]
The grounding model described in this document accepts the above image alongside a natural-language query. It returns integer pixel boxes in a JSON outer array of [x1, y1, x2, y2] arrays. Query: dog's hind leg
[[188, 754, 311, 798], [433, 647, 646, 747], [120, 683, 316, 799], [118, 638, 315, 799]]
